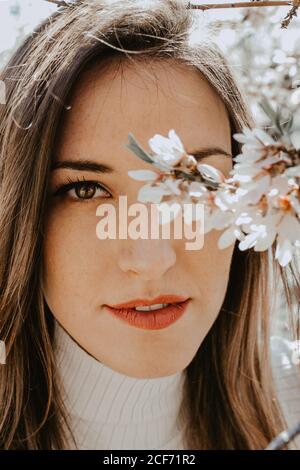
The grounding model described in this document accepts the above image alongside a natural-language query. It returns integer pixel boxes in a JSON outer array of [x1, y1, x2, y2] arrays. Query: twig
[[43, 0, 70, 6], [187, 1, 292, 10], [44, 0, 298, 12], [43, 1, 300, 28], [187, 1, 299, 29], [265, 421, 300, 450], [281, 2, 299, 27]]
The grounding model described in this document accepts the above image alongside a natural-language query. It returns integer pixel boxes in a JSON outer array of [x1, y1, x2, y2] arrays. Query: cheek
[[182, 228, 234, 312], [202, 231, 234, 314], [172, 230, 234, 355], [41, 206, 106, 311]]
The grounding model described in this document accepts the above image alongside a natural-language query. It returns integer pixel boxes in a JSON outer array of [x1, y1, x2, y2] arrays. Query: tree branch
[[43, 1, 300, 28], [187, 1, 299, 28], [44, 0, 297, 10], [43, 0, 70, 7], [187, 1, 292, 10]]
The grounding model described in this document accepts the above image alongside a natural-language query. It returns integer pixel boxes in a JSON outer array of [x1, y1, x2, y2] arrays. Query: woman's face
[[42, 59, 234, 378]]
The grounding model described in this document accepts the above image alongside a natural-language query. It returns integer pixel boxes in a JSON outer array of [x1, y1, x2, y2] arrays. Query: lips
[[107, 294, 189, 309], [103, 295, 190, 330]]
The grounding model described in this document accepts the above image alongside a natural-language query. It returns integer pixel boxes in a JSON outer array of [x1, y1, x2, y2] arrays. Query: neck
[[53, 319, 187, 450]]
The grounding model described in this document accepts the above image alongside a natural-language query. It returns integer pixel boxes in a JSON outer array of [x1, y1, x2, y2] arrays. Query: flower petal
[[254, 227, 277, 251], [275, 238, 293, 267], [137, 184, 166, 203], [128, 170, 159, 181], [238, 231, 260, 250], [168, 129, 185, 152], [188, 182, 208, 198], [253, 128, 276, 145], [285, 165, 300, 178], [197, 163, 225, 183], [218, 227, 240, 249]]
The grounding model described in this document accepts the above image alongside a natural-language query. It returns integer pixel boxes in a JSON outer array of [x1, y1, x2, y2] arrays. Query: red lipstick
[[104, 295, 190, 330]]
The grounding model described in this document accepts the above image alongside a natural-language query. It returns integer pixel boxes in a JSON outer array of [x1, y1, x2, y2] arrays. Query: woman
[[0, 0, 299, 450]]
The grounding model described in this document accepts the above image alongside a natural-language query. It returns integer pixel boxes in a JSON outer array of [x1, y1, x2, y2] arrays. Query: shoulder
[[271, 335, 300, 448]]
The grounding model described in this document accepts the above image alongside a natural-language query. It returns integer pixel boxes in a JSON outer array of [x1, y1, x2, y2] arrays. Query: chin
[[113, 357, 188, 379]]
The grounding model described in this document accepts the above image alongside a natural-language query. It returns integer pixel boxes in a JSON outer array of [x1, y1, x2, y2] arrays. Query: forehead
[[56, 58, 231, 161]]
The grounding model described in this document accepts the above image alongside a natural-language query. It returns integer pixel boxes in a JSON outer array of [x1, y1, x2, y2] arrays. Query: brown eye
[[76, 182, 98, 199], [53, 180, 111, 201]]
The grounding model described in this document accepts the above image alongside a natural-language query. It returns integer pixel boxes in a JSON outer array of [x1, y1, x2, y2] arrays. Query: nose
[[118, 238, 177, 280]]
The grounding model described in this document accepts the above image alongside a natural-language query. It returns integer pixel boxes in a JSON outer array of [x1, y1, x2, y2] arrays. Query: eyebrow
[[189, 147, 232, 160], [50, 147, 232, 173], [51, 160, 114, 173]]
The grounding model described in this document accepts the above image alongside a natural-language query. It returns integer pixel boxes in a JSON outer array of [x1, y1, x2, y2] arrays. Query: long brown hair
[[0, 0, 298, 449]]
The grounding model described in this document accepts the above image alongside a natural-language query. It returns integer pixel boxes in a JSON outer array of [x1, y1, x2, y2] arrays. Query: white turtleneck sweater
[[53, 320, 186, 450], [53, 320, 300, 450]]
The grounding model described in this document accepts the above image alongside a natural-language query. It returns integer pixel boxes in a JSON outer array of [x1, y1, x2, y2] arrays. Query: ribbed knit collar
[[53, 319, 186, 450]]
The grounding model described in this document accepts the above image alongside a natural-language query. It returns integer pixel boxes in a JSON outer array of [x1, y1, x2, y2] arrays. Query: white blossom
[[148, 129, 185, 167], [196, 163, 226, 184], [127, 126, 300, 267], [127, 169, 159, 181]]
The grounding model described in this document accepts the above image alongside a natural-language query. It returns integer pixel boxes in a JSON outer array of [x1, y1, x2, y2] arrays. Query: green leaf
[[124, 133, 173, 172], [259, 96, 278, 123], [275, 112, 284, 136], [125, 133, 154, 164], [282, 114, 294, 133]]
